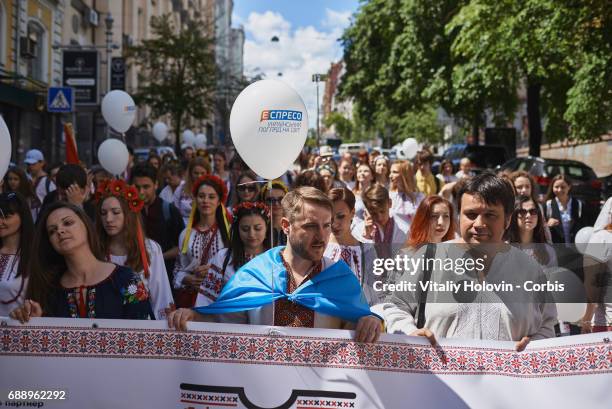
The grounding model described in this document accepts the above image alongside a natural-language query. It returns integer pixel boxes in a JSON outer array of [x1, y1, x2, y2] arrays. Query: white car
[[338, 142, 368, 155]]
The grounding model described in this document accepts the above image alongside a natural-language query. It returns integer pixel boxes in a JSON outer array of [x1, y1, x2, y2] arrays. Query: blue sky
[[233, 0, 360, 39], [231, 0, 361, 127]]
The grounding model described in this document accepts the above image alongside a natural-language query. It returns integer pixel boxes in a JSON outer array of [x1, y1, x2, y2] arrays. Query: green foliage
[[126, 14, 216, 151], [324, 112, 353, 140], [341, 0, 611, 147]]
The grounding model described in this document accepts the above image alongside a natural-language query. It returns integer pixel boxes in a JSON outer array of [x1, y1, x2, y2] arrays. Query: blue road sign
[[47, 87, 74, 113]]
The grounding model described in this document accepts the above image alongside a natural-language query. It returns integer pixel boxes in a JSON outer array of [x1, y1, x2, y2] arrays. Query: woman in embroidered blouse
[[510, 171, 552, 243], [173, 157, 211, 224], [0, 193, 34, 317], [10, 202, 151, 322], [173, 175, 231, 308], [325, 188, 364, 280], [195, 201, 270, 307], [3, 167, 41, 221], [95, 180, 174, 319], [544, 174, 588, 244], [506, 195, 557, 268], [388, 161, 424, 226]]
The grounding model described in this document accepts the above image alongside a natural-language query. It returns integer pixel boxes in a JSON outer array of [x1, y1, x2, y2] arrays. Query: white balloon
[[182, 129, 195, 146], [402, 138, 419, 160], [230, 80, 308, 180], [101, 91, 136, 133], [97, 139, 129, 175], [152, 122, 168, 142], [195, 133, 207, 150], [0, 116, 12, 180], [575, 226, 594, 254]]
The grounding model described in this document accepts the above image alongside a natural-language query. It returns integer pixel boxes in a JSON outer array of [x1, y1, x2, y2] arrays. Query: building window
[[0, 0, 6, 66], [26, 20, 46, 82]]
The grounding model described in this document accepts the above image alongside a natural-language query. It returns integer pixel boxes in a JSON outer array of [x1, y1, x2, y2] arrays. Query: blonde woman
[[389, 161, 424, 226]]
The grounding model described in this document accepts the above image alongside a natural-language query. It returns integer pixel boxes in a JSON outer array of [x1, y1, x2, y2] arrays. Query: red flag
[[64, 123, 79, 164]]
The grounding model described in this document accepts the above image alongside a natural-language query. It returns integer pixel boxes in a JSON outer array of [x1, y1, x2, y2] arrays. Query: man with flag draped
[[167, 186, 383, 342]]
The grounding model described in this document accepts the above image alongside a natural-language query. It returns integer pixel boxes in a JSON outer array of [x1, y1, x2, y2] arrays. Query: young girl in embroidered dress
[[0, 193, 34, 316], [173, 175, 231, 308], [95, 179, 174, 319], [10, 202, 151, 322], [194, 201, 271, 307]]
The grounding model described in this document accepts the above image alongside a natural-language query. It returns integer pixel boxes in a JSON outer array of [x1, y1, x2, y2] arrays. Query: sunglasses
[[236, 185, 257, 193], [517, 208, 538, 218], [266, 197, 283, 205]]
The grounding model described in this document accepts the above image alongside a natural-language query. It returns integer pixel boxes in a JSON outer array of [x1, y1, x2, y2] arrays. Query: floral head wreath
[[232, 201, 270, 221], [94, 178, 150, 278], [192, 174, 228, 203], [95, 179, 144, 213]]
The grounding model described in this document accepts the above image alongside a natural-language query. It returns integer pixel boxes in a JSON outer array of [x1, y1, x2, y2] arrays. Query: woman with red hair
[[406, 196, 456, 248]]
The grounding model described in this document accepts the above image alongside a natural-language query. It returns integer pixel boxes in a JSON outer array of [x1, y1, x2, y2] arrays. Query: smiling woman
[[10, 202, 152, 322]]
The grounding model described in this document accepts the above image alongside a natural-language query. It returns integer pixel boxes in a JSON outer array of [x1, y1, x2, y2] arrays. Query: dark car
[[443, 144, 510, 171], [499, 156, 604, 224]]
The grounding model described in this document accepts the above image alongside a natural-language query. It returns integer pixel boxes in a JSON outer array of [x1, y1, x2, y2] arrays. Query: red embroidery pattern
[[1, 327, 609, 378], [274, 255, 322, 328]]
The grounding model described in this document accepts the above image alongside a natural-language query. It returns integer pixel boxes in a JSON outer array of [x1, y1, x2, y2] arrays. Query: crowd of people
[[2, 144, 610, 349]]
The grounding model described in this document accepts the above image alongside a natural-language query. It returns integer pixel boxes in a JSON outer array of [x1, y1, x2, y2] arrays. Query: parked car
[[339, 142, 368, 155], [443, 144, 510, 171], [499, 156, 604, 224], [134, 146, 177, 162]]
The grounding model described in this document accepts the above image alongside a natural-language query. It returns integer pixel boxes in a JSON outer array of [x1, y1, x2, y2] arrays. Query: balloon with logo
[[152, 122, 168, 142], [402, 138, 419, 160], [101, 90, 136, 133], [97, 138, 129, 176], [182, 129, 195, 147], [194, 133, 207, 150], [0, 116, 12, 180], [230, 80, 308, 180]]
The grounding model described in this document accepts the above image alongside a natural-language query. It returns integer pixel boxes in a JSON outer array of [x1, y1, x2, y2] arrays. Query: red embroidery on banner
[[1, 326, 610, 378]]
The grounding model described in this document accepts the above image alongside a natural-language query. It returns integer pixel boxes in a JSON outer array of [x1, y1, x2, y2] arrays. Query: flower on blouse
[[123, 280, 149, 304]]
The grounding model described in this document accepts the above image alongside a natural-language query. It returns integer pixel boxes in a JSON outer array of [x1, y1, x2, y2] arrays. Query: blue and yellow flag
[[194, 247, 377, 323]]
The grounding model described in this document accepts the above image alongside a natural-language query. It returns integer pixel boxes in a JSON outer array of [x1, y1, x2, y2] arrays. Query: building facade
[[1, 0, 243, 166]]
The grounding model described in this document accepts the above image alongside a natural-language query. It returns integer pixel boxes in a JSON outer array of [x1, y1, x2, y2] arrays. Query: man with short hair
[[40, 164, 94, 220], [168, 186, 382, 342], [24, 149, 56, 203], [456, 157, 474, 179], [374, 172, 557, 351], [353, 184, 409, 255], [415, 149, 445, 195], [131, 163, 185, 282]]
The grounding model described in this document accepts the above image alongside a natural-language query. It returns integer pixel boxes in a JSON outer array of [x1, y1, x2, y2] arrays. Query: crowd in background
[[1, 143, 610, 342]]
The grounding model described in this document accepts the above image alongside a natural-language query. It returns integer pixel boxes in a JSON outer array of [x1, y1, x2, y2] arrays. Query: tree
[[127, 14, 217, 153], [324, 112, 353, 140], [447, 0, 610, 154]]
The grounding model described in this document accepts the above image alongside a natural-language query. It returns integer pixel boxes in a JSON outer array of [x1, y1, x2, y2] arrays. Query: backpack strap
[[416, 243, 436, 329]]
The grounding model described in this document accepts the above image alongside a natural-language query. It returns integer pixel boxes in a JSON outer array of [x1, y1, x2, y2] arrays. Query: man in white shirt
[[373, 172, 557, 351], [24, 149, 56, 203]]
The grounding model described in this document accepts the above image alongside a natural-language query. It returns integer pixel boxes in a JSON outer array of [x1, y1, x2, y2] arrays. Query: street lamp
[[105, 13, 114, 139], [312, 73, 327, 148]]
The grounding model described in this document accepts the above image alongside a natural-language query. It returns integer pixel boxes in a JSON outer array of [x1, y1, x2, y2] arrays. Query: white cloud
[[322, 8, 352, 30], [242, 11, 351, 129]]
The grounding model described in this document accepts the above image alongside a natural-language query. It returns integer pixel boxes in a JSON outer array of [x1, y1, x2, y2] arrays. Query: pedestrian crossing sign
[[47, 87, 74, 113]]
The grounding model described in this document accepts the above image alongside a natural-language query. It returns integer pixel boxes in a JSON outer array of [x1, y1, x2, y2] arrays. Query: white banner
[[0, 318, 610, 409]]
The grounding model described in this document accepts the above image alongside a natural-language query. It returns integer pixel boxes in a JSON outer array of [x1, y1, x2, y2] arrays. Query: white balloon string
[[267, 179, 275, 325]]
